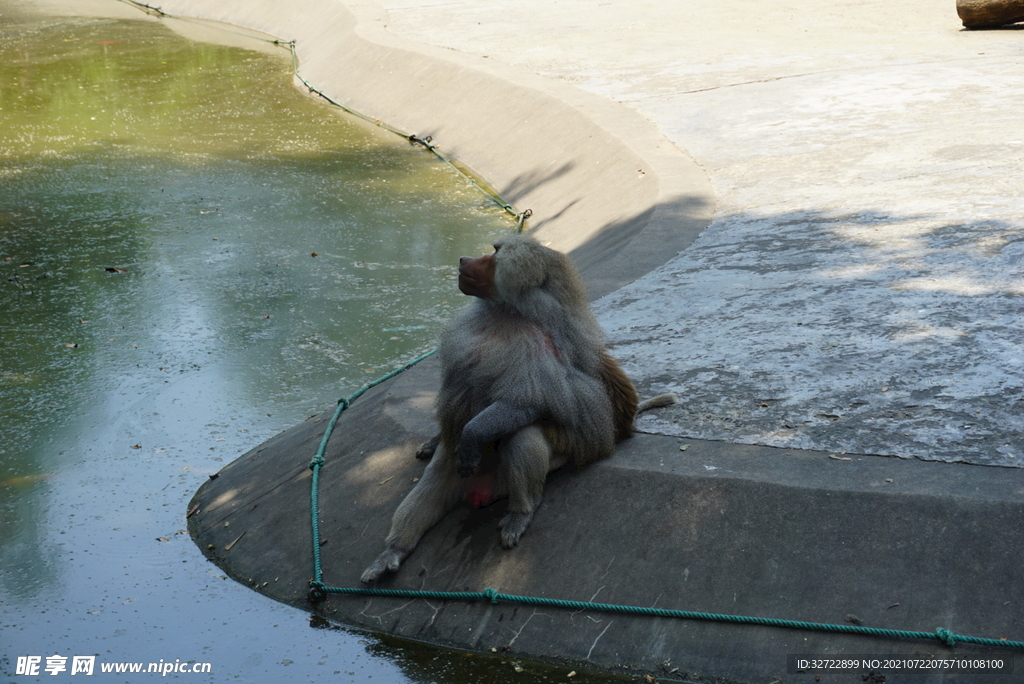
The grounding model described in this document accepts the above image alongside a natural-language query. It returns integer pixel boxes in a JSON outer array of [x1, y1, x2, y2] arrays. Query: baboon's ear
[[491, 235, 551, 301]]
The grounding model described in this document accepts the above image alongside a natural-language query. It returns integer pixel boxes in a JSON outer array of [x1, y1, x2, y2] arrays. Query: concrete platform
[[158, 0, 1024, 681], [190, 356, 1024, 683]]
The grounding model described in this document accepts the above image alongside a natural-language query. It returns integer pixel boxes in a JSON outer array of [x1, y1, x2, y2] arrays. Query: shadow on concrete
[[598, 204, 1024, 468], [572, 193, 714, 299], [501, 161, 577, 208]]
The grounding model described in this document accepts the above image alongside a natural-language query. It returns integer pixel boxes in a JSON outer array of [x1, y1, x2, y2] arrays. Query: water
[[0, 5, 625, 682]]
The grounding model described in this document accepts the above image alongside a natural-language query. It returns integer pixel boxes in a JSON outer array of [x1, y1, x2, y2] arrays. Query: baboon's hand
[[414, 434, 440, 461], [360, 543, 409, 583]]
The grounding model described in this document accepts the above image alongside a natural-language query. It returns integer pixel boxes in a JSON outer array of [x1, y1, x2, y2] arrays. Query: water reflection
[[0, 7, 608, 683]]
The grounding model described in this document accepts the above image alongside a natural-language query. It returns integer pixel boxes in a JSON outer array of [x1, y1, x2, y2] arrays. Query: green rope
[[306, 356, 1024, 653], [284, 46, 527, 226], [306, 361, 1024, 654], [307, 585, 1024, 651], [119, 0, 168, 16], [308, 350, 435, 589]]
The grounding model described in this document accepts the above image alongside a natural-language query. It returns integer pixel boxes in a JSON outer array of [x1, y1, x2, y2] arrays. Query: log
[[957, 0, 1024, 27]]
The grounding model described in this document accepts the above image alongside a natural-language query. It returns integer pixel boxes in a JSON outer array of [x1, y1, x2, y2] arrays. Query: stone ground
[[378, 0, 1024, 466]]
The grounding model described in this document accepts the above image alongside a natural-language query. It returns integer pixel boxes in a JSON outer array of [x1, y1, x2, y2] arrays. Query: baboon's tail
[[636, 393, 678, 413]]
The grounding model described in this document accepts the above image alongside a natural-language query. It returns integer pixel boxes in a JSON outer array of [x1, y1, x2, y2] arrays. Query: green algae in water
[[0, 14, 512, 459]]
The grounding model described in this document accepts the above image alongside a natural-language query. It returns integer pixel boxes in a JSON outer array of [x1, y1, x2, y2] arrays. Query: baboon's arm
[[457, 402, 541, 477]]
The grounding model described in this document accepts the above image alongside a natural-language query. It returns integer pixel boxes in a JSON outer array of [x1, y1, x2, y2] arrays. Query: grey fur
[[360, 235, 652, 583]]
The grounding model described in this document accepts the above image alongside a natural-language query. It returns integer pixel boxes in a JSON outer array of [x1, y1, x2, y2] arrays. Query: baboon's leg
[[360, 453, 463, 582], [498, 425, 550, 549]]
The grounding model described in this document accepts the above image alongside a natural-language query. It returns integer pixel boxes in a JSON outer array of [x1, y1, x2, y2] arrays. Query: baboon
[[360, 234, 674, 583]]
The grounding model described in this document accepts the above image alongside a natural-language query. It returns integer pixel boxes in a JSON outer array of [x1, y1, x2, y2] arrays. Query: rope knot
[[307, 581, 327, 604], [936, 628, 957, 646], [514, 208, 532, 232], [483, 588, 500, 604]]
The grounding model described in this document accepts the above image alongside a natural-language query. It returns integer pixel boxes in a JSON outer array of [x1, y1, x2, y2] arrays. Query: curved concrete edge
[[188, 356, 1024, 683], [153, 0, 714, 300]]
